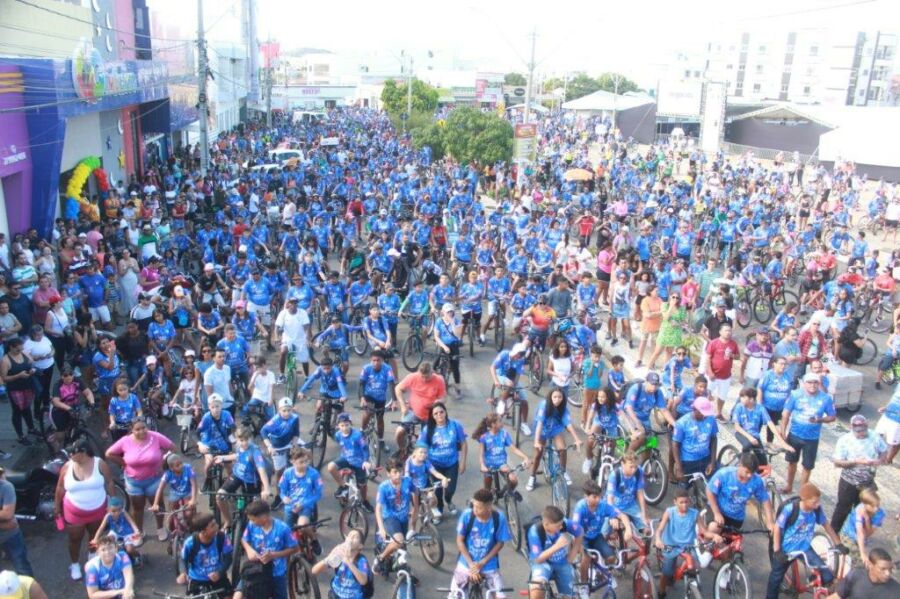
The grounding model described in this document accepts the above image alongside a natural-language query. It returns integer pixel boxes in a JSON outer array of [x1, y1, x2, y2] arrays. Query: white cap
[[441, 303, 455, 313], [145, 355, 157, 365], [0, 571, 20, 594], [208, 393, 223, 405], [510, 342, 528, 356], [278, 397, 293, 409], [387, 248, 401, 258], [204, 263, 215, 271]]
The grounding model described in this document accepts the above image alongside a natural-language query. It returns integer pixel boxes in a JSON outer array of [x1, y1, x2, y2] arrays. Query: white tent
[[561, 89, 654, 113], [815, 107, 900, 167]]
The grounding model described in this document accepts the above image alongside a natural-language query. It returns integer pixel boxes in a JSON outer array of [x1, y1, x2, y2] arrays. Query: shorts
[[679, 458, 710, 480], [236, 573, 287, 599], [362, 395, 386, 414], [886, 219, 898, 229], [281, 340, 310, 363], [331, 457, 367, 484], [584, 534, 614, 559], [401, 412, 425, 425], [530, 561, 575, 596], [462, 310, 482, 327], [596, 270, 611, 283], [383, 516, 409, 538], [88, 305, 112, 324], [708, 377, 731, 400], [124, 474, 162, 497], [720, 515, 744, 532], [450, 565, 504, 597], [270, 447, 291, 471], [286, 504, 318, 528], [875, 415, 900, 446], [785, 433, 819, 470], [220, 476, 262, 496], [247, 302, 271, 325], [661, 548, 698, 579], [611, 303, 630, 319]]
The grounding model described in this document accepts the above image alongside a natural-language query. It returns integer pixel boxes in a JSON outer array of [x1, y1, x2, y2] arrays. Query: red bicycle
[[706, 528, 770, 599], [779, 548, 845, 598], [610, 519, 658, 599], [656, 542, 714, 599]]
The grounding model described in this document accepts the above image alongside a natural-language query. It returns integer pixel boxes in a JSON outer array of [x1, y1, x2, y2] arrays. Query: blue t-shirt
[[839, 506, 885, 542], [108, 393, 141, 425], [217, 336, 251, 373], [163, 464, 196, 499], [784, 389, 836, 441], [777, 501, 826, 554], [331, 554, 370, 599], [480, 429, 513, 469], [359, 364, 396, 403], [232, 443, 266, 484], [377, 477, 415, 521], [106, 511, 135, 538], [197, 411, 235, 453], [242, 518, 298, 577], [708, 467, 768, 520], [731, 402, 771, 440], [404, 457, 433, 490], [533, 400, 572, 440], [279, 466, 323, 513], [334, 429, 369, 467], [672, 413, 717, 462], [148, 319, 176, 350], [606, 466, 645, 510], [85, 552, 131, 591], [418, 420, 466, 467], [571, 498, 621, 540], [758, 370, 794, 412], [674, 387, 707, 417], [660, 506, 699, 548], [79, 273, 107, 308], [182, 532, 233, 582], [435, 317, 462, 346], [625, 384, 666, 426], [455, 509, 513, 572], [527, 518, 583, 564], [260, 414, 300, 448]]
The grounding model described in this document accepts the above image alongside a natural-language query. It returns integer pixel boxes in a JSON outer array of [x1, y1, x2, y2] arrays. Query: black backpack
[[532, 516, 568, 547], [460, 509, 501, 553], [240, 559, 274, 598], [769, 496, 825, 555], [184, 531, 226, 572]]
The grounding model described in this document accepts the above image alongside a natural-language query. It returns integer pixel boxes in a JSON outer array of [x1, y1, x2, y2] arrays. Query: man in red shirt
[[392, 362, 446, 454], [576, 211, 596, 247], [706, 324, 740, 421]]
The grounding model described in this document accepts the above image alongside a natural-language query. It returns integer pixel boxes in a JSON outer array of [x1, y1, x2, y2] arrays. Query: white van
[[268, 149, 304, 165]]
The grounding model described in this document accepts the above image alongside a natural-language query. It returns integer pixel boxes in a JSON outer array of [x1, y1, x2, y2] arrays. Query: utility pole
[[611, 73, 621, 139], [523, 29, 537, 126], [264, 37, 273, 127], [406, 56, 413, 120], [196, 0, 210, 175]]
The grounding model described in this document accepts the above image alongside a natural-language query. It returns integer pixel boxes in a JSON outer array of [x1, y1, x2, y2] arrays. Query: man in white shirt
[[203, 348, 234, 411], [0, 234, 9, 272], [275, 297, 310, 382]]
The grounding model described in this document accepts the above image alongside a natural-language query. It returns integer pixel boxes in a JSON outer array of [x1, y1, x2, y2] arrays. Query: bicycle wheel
[[179, 426, 190, 455], [632, 563, 659, 599], [351, 328, 368, 357], [529, 353, 543, 393], [752, 297, 772, 324], [230, 519, 245, 585], [494, 314, 506, 350], [735, 299, 751, 328], [285, 366, 297, 401], [289, 558, 322, 599], [774, 289, 799, 312], [641, 456, 668, 506], [856, 338, 878, 366], [551, 471, 570, 516], [868, 302, 893, 334], [401, 335, 424, 372], [504, 493, 522, 552], [510, 400, 522, 448], [688, 578, 703, 599], [168, 346, 187, 379], [339, 505, 369, 541], [468, 322, 475, 357], [417, 521, 444, 567], [366, 429, 382, 469], [309, 420, 328, 470], [391, 576, 415, 599], [172, 534, 184, 577], [568, 371, 584, 408], [716, 444, 741, 469], [811, 532, 839, 575]]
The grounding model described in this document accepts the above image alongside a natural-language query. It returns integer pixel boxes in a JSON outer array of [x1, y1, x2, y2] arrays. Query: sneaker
[[69, 563, 82, 581], [372, 557, 382, 575], [361, 500, 375, 514], [526, 476, 536, 491], [271, 495, 283, 511], [479, 335, 486, 345], [610, 338, 619, 346], [447, 502, 459, 516], [158, 528, 169, 542], [564, 472, 573, 486], [578, 584, 590, 599], [334, 485, 349, 499], [406, 529, 417, 542], [496, 399, 506, 416], [431, 507, 442, 520], [582, 458, 592, 475], [628, 340, 634, 349], [520, 422, 532, 436], [876, 381, 883, 390]]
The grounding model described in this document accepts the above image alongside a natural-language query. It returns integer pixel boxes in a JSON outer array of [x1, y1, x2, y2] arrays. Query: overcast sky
[[154, 0, 900, 86]]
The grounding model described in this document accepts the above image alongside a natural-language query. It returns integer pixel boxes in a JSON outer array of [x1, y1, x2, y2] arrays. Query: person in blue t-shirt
[[238, 500, 299, 599], [526, 505, 583, 599], [671, 396, 718, 480], [178, 513, 233, 593], [260, 397, 301, 500], [449, 488, 513, 596], [373, 458, 417, 574], [84, 535, 135, 599], [327, 413, 373, 512], [731, 387, 793, 465], [215, 426, 272, 531], [624, 373, 676, 453], [150, 453, 197, 518], [417, 402, 467, 517], [472, 413, 530, 493], [767, 483, 845, 599], [489, 342, 532, 436], [279, 447, 323, 554], [527, 388, 582, 492], [311, 529, 370, 599], [572, 480, 631, 583], [780, 372, 837, 495], [757, 356, 794, 442], [706, 453, 775, 536], [654, 487, 721, 598], [358, 349, 396, 445]]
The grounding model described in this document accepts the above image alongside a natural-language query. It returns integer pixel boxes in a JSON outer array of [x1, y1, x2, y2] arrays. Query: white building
[[209, 43, 249, 136]]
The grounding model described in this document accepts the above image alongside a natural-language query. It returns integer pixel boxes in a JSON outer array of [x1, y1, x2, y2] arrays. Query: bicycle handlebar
[[292, 517, 331, 531]]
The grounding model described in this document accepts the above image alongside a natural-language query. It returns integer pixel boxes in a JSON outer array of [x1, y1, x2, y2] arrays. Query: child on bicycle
[[654, 487, 721, 598], [279, 447, 323, 552], [326, 412, 373, 512], [170, 365, 200, 418], [260, 397, 301, 508], [573, 480, 631, 584], [92, 496, 142, 563], [839, 487, 885, 568], [582, 387, 619, 475], [526, 505, 583, 599], [604, 451, 650, 535], [405, 445, 449, 522], [197, 394, 235, 477], [298, 356, 348, 414], [245, 355, 276, 420], [150, 453, 197, 525], [489, 341, 532, 435], [451, 488, 514, 598], [579, 345, 606, 431], [215, 426, 272, 531], [730, 387, 793, 465], [526, 388, 582, 491], [473, 413, 530, 493], [373, 458, 417, 574]]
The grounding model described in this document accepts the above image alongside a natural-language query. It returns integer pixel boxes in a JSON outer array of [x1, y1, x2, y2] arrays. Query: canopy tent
[[561, 89, 655, 113]]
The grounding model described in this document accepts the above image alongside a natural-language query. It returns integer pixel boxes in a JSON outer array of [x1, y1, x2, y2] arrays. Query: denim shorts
[[125, 473, 161, 497], [660, 548, 698, 579], [530, 561, 575, 596]]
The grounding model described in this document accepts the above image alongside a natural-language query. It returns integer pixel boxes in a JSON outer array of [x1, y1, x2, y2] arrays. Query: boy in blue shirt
[[671, 396, 718, 480], [572, 481, 630, 584], [779, 372, 836, 495], [215, 426, 272, 531], [526, 505, 583, 599], [239, 500, 299, 599], [373, 458, 417, 574], [450, 488, 513, 597], [604, 451, 649, 535], [279, 447, 323, 554], [654, 487, 721, 598], [326, 413, 373, 512]]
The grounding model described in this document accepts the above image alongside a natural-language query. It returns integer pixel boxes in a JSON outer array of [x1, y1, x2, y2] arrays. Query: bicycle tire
[[168, 346, 187, 379], [529, 353, 544, 393], [752, 297, 773, 324], [856, 338, 877, 366], [494, 315, 505, 350], [510, 400, 521, 448], [418, 521, 444, 567], [811, 532, 839, 575], [230, 518, 245, 586], [309, 421, 328, 470], [716, 444, 741, 469], [179, 426, 190, 455], [468, 322, 475, 357], [632, 563, 659, 599], [285, 358, 297, 400], [505, 493, 522, 552], [775, 289, 799, 312], [339, 505, 369, 541], [172, 534, 184, 577], [366, 429, 382, 469], [391, 576, 415, 599], [868, 302, 893, 334], [642, 456, 668, 506], [401, 334, 424, 372], [688, 578, 703, 599], [551, 471, 570, 516], [289, 558, 322, 599], [735, 300, 751, 328], [351, 329, 368, 357]]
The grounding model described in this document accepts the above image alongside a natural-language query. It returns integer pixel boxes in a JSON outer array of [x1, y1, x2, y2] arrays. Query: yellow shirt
[[0, 575, 33, 599]]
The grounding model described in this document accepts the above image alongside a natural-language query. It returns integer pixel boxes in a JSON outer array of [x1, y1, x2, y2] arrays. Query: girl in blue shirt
[[527, 388, 583, 492], [107, 380, 142, 441], [582, 387, 620, 476], [311, 529, 370, 599], [417, 402, 467, 518], [473, 413, 530, 494], [150, 453, 198, 516]]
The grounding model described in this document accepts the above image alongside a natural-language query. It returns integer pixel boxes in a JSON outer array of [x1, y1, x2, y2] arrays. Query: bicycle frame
[[784, 550, 832, 598]]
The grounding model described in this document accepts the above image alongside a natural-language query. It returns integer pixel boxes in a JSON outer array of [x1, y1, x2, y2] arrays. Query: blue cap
[[103, 265, 115, 277]]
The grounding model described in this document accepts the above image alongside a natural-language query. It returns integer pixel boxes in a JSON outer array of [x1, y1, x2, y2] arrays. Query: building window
[[781, 83, 789, 93], [684, 70, 691, 78], [753, 83, 761, 92], [809, 45, 818, 57], [803, 85, 811, 95], [868, 87, 882, 101]]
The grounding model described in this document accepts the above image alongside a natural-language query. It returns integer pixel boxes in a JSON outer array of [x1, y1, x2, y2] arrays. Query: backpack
[[532, 516, 568, 548], [185, 531, 226, 571], [240, 559, 274, 597], [770, 496, 826, 555], [619, 378, 644, 403]]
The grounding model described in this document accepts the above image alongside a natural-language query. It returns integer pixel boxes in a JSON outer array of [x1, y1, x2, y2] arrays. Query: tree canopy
[[542, 72, 641, 101], [504, 72, 527, 86], [408, 107, 512, 165], [380, 78, 440, 114]]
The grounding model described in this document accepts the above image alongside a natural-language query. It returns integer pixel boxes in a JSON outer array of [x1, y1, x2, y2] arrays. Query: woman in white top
[[53, 440, 116, 581], [546, 339, 574, 402], [22, 325, 54, 420], [247, 355, 276, 420], [44, 297, 70, 372]]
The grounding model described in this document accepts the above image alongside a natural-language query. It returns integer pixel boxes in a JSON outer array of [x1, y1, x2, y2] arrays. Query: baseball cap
[[802, 372, 820, 383], [208, 393, 223, 405], [645, 372, 661, 385], [692, 396, 716, 417], [510, 342, 528, 356], [850, 414, 868, 428], [715, 299, 727, 308], [235, 300, 247, 309], [204, 263, 215, 271], [0, 571, 21, 595], [278, 397, 294, 409], [184, 349, 196, 357], [337, 412, 352, 423], [145, 355, 157, 365]]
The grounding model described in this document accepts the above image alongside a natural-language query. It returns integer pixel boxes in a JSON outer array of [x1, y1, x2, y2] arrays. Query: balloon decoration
[[64, 156, 110, 222]]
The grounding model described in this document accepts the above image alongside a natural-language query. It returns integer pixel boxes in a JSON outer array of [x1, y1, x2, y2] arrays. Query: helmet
[[441, 303, 456, 314], [557, 319, 573, 333]]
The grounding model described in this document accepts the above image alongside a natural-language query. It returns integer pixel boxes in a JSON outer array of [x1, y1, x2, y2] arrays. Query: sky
[[147, 0, 900, 87]]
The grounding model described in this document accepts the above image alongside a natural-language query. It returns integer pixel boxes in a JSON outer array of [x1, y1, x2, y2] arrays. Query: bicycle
[[679, 472, 709, 514], [374, 534, 418, 599], [752, 279, 799, 325], [203, 490, 257, 586], [879, 355, 900, 385], [288, 517, 331, 599], [392, 420, 421, 463], [284, 344, 301, 399], [337, 466, 377, 541], [461, 310, 478, 357], [401, 313, 431, 372], [657, 542, 710, 599], [241, 402, 269, 439], [348, 305, 371, 356], [625, 520, 659, 599], [47, 403, 105, 457], [540, 442, 578, 516], [856, 290, 893, 334], [172, 402, 198, 455], [598, 432, 669, 506], [779, 547, 846, 598], [306, 397, 345, 469], [526, 345, 544, 393], [359, 405, 384, 468], [716, 444, 786, 523], [489, 382, 526, 447], [437, 585, 513, 599], [408, 481, 445, 567], [708, 528, 770, 599], [157, 501, 194, 577], [579, 547, 629, 599], [152, 590, 220, 599], [485, 464, 526, 551]]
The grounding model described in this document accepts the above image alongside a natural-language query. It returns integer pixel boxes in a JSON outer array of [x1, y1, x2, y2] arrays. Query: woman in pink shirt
[[106, 418, 173, 539], [138, 256, 161, 293], [595, 242, 616, 304]]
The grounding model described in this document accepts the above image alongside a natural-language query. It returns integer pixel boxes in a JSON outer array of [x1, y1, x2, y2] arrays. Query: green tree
[[380, 78, 439, 115], [411, 123, 446, 160], [596, 72, 641, 95], [504, 72, 527, 86], [566, 73, 601, 101], [441, 107, 512, 165]]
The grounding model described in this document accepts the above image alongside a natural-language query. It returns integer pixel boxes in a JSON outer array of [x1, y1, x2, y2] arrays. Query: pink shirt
[[596, 249, 615, 274], [108, 431, 173, 481]]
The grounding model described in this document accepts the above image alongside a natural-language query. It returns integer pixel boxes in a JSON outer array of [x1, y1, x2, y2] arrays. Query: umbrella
[[564, 168, 593, 182], [285, 157, 299, 167]]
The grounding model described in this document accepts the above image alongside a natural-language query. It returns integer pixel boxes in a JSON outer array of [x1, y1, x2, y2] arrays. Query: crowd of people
[[0, 103, 897, 599]]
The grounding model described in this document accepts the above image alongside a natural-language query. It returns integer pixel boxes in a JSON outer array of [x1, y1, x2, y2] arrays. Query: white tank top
[[64, 457, 106, 511], [550, 356, 573, 387]]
